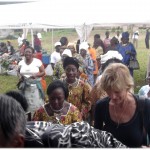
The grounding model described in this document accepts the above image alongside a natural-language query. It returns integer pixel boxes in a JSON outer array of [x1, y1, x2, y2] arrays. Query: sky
[[0, 0, 150, 27]]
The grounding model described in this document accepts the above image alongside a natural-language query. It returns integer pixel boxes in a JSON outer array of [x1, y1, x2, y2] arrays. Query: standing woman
[[94, 63, 150, 147], [62, 57, 92, 120], [80, 42, 94, 87], [32, 80, 82, 125], [18, 46, 45, 115], [118, 32, 137, 76]]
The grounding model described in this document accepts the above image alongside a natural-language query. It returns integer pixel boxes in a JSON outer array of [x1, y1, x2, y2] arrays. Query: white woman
[[94, 63, 150, 148], [18, 46, 45, 115]]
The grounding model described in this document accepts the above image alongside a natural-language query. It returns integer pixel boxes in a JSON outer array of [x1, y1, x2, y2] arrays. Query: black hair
[[101, 58, 123, 73], [111, 36, 119, 44], [0, 95, 26, 143], [105, 31, 110, 35], [63, 57, 79, 69], [24, 46, 35, 53], [6, 90, 28, 112], [76, 39, 80, 54], [94, 34, 100, 39], [60, 37, 68, 46], [47, 80, 69, 99]]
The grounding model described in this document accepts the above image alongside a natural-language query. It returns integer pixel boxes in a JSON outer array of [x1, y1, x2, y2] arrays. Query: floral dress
[[32, 103, 82, 125], [53, 60, 65, 79], [62, 79, 92, 119]]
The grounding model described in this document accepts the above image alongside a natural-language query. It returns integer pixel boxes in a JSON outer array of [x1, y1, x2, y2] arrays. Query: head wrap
[[122, 32, 129, 39], [54, 42, 61, 47], [79, 42, 89, 51], [100, 50, 123, 64], [62, 49, 72, 57]]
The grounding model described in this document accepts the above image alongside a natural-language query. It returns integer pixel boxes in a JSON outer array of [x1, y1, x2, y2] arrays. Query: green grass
[[0, 28, 150, 94]]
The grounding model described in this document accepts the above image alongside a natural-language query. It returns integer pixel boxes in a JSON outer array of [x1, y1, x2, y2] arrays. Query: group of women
[[16, 32, 150, 148]]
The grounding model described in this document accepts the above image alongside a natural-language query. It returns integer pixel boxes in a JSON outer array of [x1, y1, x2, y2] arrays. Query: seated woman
[[94, 63, 150, 147], [62, 57, 92, 120], [32, 80, 82, 125]]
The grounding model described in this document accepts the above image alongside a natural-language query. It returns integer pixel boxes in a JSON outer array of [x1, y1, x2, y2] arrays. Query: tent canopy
[[0, 0, 150, 27], [0, 0, 150, 42]]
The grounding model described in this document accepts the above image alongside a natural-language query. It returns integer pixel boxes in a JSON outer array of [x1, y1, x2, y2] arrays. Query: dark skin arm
[[51, 63, 55, 70]]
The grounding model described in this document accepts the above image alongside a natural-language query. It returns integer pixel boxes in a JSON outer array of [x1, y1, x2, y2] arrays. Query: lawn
[[0, 28, 150, 94]]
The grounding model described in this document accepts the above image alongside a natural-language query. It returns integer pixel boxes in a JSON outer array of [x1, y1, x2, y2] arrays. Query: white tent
[[0, 0, 150, 42]]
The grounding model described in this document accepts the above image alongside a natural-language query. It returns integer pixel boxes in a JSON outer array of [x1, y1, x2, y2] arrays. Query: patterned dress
[[32, 103, 82, 125], [53, 60, 65, 79], [25, 121, 127, 148], [62, 79, 92, 119]]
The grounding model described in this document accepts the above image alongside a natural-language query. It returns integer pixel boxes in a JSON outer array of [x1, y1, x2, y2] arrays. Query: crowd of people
[[1, 30, 150, 148]]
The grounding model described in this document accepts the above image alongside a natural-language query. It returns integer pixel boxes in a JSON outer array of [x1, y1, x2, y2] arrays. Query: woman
[[88, 51, 123, 125], [62, 57, 92, 120], [106, 37, 119, 52], [53, 49, 72, 79], [80, 42, 94, 86], [18, 46, 45, 114], [118, 31, 137, 76], [94, 63, 150, 147], [32, 80, 82, 125]]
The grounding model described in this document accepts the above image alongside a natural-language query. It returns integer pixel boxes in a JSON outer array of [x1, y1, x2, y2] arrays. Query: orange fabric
[[88, 47, 98, 75], [40, 77, 47, 91]]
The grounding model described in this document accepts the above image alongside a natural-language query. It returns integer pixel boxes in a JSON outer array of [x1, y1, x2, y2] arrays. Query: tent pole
[[51, 28, 54, 53], [31, 28, 34, 47]]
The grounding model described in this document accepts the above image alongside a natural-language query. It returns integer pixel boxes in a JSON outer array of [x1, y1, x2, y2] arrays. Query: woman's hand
[[30, 74, 37, 79]]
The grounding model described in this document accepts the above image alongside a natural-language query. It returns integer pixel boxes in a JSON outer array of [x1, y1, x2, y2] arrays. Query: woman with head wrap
[[118, 31, 137, 76], [62, 57, 92, 120], [80, 42, 94, 87]]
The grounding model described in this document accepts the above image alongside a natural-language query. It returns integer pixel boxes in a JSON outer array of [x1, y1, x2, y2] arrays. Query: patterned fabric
[[32, 103, 82, 125], [25, 121, 127, 148], [72, 53, 84, 67], [95, 46, 104, 59], [53, 60, 65, 79], [62, 79, 92, 119], [83, 54, 94, 86], [89, 81, 107, 105]]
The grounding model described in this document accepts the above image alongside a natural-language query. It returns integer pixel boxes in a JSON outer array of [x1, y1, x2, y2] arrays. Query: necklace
[[113, 100, 128, 128], [65, 78, 79, 95], [49, 103, 64, 113]]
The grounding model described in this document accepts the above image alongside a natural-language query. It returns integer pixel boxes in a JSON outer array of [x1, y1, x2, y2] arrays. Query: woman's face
[[121, 37, 129, 44], [106, 89, 128, 105], [24, 48, 33, 60], [48, 87, 65, 110], [65, 64, 78, 81], [80, 49, 87, 57]]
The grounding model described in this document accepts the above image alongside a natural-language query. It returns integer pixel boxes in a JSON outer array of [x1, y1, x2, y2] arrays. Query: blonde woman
[[94, 63, 150, 147]]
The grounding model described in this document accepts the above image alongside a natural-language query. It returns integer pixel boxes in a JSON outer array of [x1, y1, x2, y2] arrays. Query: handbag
[[128, 56, 140, 70]]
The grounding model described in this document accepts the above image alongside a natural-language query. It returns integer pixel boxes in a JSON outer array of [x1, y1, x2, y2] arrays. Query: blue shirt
[[118, 42, 136, 66]]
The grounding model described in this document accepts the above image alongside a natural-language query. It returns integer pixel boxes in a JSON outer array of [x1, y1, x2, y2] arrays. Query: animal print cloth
[[26, 121, 127, 148]]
